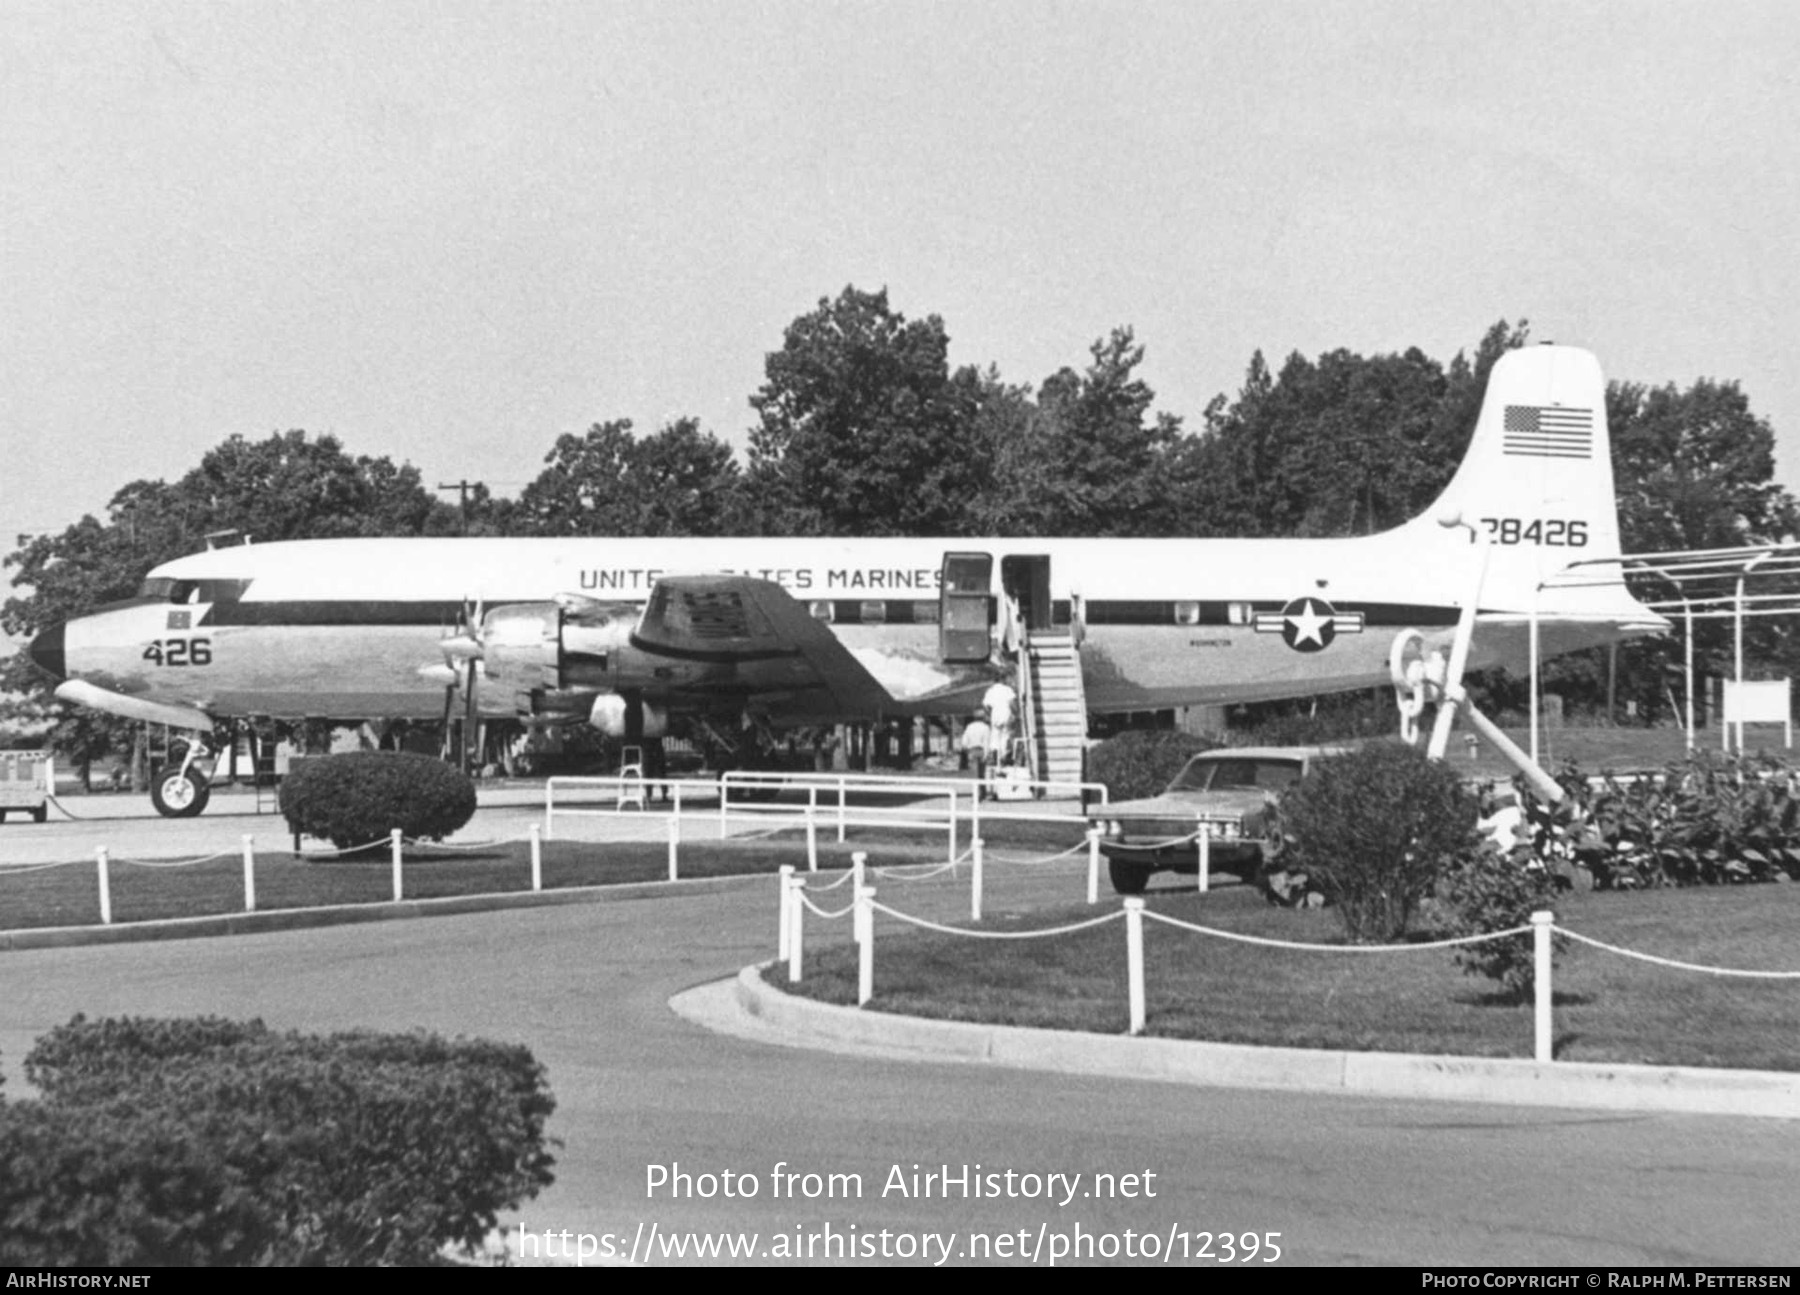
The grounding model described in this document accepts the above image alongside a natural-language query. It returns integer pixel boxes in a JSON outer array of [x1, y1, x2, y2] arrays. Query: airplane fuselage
[[40, 533, 1649, 725]]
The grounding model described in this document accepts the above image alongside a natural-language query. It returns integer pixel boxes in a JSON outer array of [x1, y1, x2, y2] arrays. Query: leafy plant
[[10, 1014, 558, 1266], [1438, 840, 1568, 1002], [1517, 751, 1800, 888], [1275, 742, 1485, 942], [280, 751, 476, 851]]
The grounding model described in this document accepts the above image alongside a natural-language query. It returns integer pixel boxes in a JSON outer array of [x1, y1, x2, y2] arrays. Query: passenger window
[[1174, 601, 1200, 626], [809, 601, 834, 623], [1228, 602, 1251, 626], [859, 600, 887, 624]]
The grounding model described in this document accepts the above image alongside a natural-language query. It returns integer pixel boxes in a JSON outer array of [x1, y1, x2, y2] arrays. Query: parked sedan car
[[1087, 746, 1349, 894]]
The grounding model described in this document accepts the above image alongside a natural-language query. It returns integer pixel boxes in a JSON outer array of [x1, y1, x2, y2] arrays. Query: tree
[[3, 431, 442, 643], [1184, 323, 1531, 540], [513, 418, 744, 536], [990, 328, 1190, 537], [746, 287, 988, 535]]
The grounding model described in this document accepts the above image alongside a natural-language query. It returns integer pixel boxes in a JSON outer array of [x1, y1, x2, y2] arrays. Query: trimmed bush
[[280, 751, 476, 850], [1087, 729, 1221, 801], [1275, 742, 1485, 942], [10, 1015, 557, 1266]]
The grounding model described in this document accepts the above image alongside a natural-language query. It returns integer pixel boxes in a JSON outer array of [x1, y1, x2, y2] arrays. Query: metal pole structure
[[390, 829, 404, 902], [1428, 513, 1494, 760], [1086, 828, 1100, 905], [1732, 552, 1773, 753], [1683, 598, 1695, 752], [1528, 594, 1540, 768], [529, 822, 542, 891]]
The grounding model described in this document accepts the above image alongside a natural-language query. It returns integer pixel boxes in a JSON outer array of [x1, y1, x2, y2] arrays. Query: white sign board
[[1722, 678, 1791, 750]]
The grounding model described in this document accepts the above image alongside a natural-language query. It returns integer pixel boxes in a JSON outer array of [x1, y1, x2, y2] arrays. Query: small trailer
[[0, 750, 53, 823]]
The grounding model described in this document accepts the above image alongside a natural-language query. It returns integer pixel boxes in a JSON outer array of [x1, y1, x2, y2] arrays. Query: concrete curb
[[0, 873, 768, 953], [733, 964, 1800, 1120]]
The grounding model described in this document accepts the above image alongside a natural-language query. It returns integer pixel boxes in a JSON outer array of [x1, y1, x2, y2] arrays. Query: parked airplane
[[27, 344, 1666, 815]]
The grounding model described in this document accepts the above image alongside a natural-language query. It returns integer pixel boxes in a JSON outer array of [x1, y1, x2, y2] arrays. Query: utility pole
[[436, 480, 479, 535]]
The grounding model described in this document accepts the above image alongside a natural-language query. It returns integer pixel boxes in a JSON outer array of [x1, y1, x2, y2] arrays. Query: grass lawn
[[0, 818, 1084, 931], [790, 878, 1800, 1072]]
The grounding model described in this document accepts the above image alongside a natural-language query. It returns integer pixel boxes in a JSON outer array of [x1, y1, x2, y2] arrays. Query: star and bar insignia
[[1252, 596, 1365, 653]]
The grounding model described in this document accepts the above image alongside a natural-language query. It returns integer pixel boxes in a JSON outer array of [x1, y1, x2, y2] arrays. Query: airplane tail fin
[[1395, 343, 1653, 625]]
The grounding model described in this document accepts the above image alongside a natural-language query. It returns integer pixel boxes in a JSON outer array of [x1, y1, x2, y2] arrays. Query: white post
[[1197, 825, 1210, 893], [787, 880, 804, 983], [720, 776, 730, 840], [1125, 897, 1145, 1035], [242, 834, 256, 913], [777, 865, 795, 959], [96, 845, 112, 926], [543, 782, 555, 842], [856, 884, 875, 1006], [529, 822, 542, 892], [805, 799, 819, 873], [837, 778, 847, 844], [390, 828, 403, 902], [1532, 910, 1555, 1063], [947, 788, 957, 865], [970, 834, 984, 922], [852, 850, 867, 907], [667, 813, 680, 881], [1086, 828, 1101, 905]]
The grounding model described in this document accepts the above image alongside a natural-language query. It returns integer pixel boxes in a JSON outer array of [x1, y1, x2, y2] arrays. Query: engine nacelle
[[480, 604, 564, 695], [588, 693, 668, 739]]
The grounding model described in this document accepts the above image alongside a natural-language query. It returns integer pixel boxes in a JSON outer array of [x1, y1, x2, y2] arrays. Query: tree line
[[6, 285, 1797, 728]]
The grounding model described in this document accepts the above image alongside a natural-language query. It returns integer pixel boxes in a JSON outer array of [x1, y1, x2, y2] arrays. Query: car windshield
[[1166, 756, 1305, 794]]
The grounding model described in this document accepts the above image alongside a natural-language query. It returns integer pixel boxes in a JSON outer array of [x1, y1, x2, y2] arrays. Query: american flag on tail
[[1503, 405, 1593, 459]]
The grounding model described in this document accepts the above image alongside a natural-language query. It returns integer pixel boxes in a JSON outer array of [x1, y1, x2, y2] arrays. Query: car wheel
[[1108, 858, 1152, 895], [151, 769, 211, 819]]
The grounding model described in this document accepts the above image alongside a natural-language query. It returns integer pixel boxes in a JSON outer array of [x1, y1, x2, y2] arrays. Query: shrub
[[1087, 729, 1221, 801], [1275, 742, 1485, 942], [280, 751, 476, 850], [0, 1100, 271, 1266], [16, 1015, 557, 1266], [1438, 838, 1568, 1002]]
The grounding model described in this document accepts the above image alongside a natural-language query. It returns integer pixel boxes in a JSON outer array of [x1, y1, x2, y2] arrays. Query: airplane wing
[[629, 575, 896, 719]]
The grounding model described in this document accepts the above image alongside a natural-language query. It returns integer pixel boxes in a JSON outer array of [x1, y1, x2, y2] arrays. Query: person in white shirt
[[960, 711, 991, 791], [983, 680, 1016, 766]]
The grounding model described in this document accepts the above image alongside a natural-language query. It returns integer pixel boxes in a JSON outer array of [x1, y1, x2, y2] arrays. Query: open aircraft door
[[939, 552, 992, 662]]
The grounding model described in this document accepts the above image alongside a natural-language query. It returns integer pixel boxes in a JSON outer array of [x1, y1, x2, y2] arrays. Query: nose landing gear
[[150, 738, 212, 818]]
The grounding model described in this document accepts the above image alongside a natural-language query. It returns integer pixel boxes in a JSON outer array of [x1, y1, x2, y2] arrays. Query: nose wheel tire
[[1107, 858, 1152, 895], [151, 768, 210, 818]]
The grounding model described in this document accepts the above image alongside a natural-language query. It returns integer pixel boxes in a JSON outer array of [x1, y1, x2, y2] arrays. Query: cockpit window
[[137, 577, 249, 603]]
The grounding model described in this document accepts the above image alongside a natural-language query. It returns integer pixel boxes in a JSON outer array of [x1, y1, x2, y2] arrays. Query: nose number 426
[[142, 638, 213, 667]]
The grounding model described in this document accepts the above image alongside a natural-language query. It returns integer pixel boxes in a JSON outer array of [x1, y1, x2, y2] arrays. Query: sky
[[5, 0, 1800, 557]]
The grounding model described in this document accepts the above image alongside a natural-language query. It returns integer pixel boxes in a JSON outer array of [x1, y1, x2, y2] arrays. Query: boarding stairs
[[1020, 631, 1088, 789]]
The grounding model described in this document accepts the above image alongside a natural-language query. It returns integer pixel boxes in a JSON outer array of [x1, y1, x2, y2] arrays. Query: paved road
[[1, 834, 1795, 1267]]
